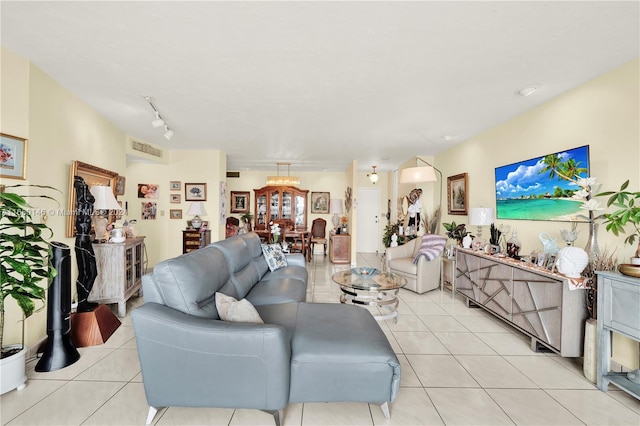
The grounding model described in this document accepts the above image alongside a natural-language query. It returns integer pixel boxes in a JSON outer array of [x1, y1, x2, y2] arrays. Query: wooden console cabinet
[[596, 271, 640, 399], [183, 230, 211, 253], [89, 237, 145, 318], [455, 248, 587, 356], [330, 233, 351, 264]]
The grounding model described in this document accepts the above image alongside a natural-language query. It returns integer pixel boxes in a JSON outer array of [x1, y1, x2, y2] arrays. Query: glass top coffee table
[[331, 268, 407, 322]]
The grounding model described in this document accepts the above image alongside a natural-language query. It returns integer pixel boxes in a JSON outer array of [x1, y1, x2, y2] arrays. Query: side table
[[441, 256, 456, 299]]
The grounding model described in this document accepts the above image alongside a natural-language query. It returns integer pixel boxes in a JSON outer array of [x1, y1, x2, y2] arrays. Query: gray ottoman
[[288, 303, 400, 415]]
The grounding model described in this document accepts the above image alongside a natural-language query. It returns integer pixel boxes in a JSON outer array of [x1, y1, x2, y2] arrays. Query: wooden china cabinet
[[253, 186, 308, 234]]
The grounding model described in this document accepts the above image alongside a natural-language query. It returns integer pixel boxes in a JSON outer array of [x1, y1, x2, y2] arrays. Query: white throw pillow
[[261, 243, 288, 272], [215, 293, 263, 323]]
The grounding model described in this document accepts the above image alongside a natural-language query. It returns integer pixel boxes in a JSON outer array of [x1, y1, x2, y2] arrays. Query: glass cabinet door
[[270, 190, 280, 222], [257, 195, 267, 225], [295, 195, 305, 226], [282, 191, 292, 220]]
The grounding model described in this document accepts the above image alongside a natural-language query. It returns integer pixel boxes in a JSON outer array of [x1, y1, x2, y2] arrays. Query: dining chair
[[310, 218, 327, 256]]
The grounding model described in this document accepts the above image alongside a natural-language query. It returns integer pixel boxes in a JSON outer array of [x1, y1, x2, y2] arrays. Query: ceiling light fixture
[[144, 96, 174, 140], [266, 162, 300, 186], [517, 85, 539, 96], [368, 166, 379, 184]]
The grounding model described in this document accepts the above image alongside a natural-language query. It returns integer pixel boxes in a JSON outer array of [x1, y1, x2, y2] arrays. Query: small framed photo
[[115, 175, 126, 195], [311, 192, 330, 214], [447, 173, 468, 215], [170, 194, 181, 204], [537, 252, 547, 268], [170, 181, 181, 191], [0, 133, 27, 180], [545, 254, 557, 271], [230, 191, 250, 213], [185, 182, 207, 201], [138, 183, 159, 199], [170, 209, 182, 219]]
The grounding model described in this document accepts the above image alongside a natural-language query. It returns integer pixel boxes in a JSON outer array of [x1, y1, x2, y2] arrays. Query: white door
[[356, 188, 380, 253]]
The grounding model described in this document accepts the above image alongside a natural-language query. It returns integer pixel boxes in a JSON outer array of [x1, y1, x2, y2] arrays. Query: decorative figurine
[[73, 176, 98, 313]]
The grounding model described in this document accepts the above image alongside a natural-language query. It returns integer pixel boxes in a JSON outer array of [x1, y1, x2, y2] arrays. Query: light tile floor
[[2, 253, 639, 425]]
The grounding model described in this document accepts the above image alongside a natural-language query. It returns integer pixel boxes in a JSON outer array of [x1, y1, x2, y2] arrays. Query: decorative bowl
[[351, 267, 380, 279], [110, 236, 126, 243], [618, 264, 640, 278]]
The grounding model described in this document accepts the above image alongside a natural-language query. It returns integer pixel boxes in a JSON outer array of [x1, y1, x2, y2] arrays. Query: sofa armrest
[[285, 253, 306, 268], [132, 303, 291, 411]]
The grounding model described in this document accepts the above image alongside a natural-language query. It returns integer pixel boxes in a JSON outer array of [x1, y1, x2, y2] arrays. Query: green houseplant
[[599, 179, 640, 264], [1, 185, 58, 358], [442, 221, 470, 246]]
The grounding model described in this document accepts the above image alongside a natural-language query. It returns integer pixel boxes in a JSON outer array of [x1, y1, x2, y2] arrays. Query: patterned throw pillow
[[261, 243, 288, 272], [215, 293, 263, 323]]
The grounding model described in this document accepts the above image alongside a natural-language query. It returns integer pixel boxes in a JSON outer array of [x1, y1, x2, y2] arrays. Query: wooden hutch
[[253, 185, 308, 238]]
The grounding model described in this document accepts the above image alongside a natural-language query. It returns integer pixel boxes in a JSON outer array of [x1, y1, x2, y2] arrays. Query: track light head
[[164, 127, 174, 140]]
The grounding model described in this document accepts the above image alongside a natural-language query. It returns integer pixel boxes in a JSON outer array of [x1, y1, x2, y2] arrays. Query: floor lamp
[[399, 157, 443, 231]]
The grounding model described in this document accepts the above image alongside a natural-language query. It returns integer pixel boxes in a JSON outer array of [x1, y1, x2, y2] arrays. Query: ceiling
[[2, 1, 638, 172]]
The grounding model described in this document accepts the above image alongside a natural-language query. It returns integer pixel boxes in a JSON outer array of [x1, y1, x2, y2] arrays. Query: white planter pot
[[1, 345, 28, 395]]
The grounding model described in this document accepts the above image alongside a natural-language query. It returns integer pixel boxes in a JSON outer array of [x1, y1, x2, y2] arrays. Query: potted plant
[[240, 212, 254, 231], [1, 184, 58, 394], [442, 221, 470, 247], [599, 179, 640, 267]]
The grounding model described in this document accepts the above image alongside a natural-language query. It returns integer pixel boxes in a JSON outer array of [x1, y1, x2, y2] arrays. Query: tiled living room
[[1, 2, 640, 426], [1, 253, 637, 425]]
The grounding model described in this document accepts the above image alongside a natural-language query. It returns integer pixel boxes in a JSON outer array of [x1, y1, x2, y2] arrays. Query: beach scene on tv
[[495, 146, 590, 221]]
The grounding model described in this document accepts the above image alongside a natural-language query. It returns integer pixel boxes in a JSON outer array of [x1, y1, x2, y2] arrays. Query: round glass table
[[331, 269, 407, 322]]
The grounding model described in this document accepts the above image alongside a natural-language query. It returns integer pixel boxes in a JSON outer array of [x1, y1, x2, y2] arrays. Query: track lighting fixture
[[145, 96, 173, 140]]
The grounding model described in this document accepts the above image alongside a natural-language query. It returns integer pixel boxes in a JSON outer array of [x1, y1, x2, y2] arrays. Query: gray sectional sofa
[[132, 232, 400, 425]]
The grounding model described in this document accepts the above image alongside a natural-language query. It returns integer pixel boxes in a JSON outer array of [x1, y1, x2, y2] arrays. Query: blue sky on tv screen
[[495, 146, 589, 200]]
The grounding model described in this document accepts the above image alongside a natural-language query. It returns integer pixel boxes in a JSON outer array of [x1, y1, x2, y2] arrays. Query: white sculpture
[[556, 247, 589, 278], [390, 233, 398, 247]]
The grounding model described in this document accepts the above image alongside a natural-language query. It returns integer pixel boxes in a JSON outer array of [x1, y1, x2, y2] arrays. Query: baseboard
[[27, 336, 47, 360], [610, 359, 633, 373]]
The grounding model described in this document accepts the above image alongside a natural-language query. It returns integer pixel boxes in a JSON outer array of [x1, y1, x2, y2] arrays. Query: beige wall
[[434, 58, 640, 369], [1, 47, 127, 348]]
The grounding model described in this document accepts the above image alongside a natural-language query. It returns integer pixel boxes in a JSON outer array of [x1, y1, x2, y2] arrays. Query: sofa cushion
[[213, 236, 261, 299], [239, 232, 270, 278], [261, 264, 308, 283], [149, 245, 231, 319], [215, 293, 263, 323], [262, 244, 288, 272], [289, 303, 400, 404], [388, 257, 417, 275], [246, 278, 307, 306]]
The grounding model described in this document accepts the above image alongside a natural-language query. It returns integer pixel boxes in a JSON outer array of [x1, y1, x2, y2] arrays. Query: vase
[[584, 222, 600, 271]]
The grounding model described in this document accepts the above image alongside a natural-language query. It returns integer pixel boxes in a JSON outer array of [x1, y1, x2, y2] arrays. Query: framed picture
[[537, 252, 547, 268], [169, 209, 182, 219], [311, 192, 330, 214], [495, 145, 590, 221], [545, 254, 557, 271], [170, 194, 181, 204], [138, 183, 159, 199], [141, 201, 157, 220], [447, 173, 468, 215], [0, 133, 27, 180], [170, 181, 181, 191], [231, 191, 250, 213], [115, 175, 126, 195], [185, 182, 207, 201]]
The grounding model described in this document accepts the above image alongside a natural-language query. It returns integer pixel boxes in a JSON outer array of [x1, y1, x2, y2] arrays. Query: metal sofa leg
[[146, 406, 160, 424], [262, 409, 283, 426], [380, 402, 390, 419]]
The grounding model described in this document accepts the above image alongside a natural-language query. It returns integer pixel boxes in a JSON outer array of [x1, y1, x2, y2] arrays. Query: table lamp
[[90, 185, 122, 242], [468, 207, 494, 249], [187, 202, 208, 230], [330, 199, 343, 229]]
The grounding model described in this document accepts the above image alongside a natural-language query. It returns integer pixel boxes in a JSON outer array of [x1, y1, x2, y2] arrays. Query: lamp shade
[[329, 199, 344, 215], [89, 186, 121, 211], [468, 207, 494, 226], [187, 202, 208, 216], [399, 166, 437, 183]]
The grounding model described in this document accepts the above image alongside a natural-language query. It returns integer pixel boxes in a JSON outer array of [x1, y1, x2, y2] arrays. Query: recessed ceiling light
[[517, 85, 539, 96], [442, 134, 455, 141]]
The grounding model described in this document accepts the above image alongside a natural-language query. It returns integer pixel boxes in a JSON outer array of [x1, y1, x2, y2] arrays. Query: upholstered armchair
[[385, 235, 446, 294]]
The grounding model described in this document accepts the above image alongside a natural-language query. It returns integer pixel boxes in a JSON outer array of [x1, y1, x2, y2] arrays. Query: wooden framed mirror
[[66, 161, 119, 237]]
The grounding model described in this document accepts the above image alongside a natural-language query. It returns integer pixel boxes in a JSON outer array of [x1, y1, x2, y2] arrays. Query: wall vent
[[226, 171, 240, 178], [131, 139, 163, 158]]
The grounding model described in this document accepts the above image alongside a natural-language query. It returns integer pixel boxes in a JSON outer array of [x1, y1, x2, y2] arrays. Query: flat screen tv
[[495, 145, 590, 222]]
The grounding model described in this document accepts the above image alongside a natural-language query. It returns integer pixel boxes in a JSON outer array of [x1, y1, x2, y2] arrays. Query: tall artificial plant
[[599, 180, 640, 259], [0, 184, 58, 357]]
